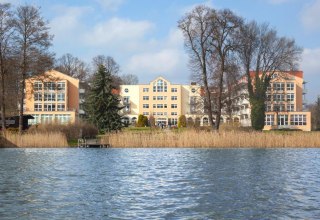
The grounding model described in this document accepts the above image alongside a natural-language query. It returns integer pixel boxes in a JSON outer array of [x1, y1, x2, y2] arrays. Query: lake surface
[[0, 148, 320, 219]]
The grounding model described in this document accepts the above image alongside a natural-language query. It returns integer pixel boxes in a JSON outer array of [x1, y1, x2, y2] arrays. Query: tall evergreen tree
[[86, 65, 123, 133]]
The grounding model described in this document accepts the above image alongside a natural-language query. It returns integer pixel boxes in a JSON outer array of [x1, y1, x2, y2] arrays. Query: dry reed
[[103, 130, 320, 148], [1, 132, 68, 148]]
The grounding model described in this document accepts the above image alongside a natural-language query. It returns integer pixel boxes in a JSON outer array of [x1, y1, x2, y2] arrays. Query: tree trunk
[[0, 74, 6, 135]]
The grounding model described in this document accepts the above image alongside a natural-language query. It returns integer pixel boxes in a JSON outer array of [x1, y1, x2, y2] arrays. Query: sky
[[4, 0, 320, 103]]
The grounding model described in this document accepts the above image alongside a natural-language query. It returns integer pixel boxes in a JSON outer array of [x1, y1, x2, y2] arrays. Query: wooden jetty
[[77, 138, 110, 148]]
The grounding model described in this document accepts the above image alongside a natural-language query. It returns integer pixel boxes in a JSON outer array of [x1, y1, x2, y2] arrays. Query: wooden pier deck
[[78, 138, 110, 148]]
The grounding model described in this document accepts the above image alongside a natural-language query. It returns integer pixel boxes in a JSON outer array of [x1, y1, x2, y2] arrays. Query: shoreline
[[1, 130, 320, 148]]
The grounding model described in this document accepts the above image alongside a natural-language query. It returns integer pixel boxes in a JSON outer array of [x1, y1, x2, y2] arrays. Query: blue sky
[[5, 0, 320, 103]]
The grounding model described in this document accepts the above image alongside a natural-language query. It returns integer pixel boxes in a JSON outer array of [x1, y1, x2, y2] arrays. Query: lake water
[[0, 148, 320, 219]]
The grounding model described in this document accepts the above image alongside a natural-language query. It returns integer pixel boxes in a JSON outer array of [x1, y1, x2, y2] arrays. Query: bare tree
[[0, 3, 15, 134], [55, 53, 90, 81], [13, 5, 54, 133], [91, 55, 121, 89], [120, 73, 138, 85], [208, 9, 242, 130], [237, 22, 302, 130], [178, 6, 216, 129]]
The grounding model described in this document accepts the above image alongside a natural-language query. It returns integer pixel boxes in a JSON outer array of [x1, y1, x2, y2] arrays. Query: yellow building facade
[[24, 70, 81, 125], [120, 77, 204, 126]]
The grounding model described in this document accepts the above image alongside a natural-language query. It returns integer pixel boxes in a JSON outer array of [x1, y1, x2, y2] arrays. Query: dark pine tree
[[86, 65, 123, 133]]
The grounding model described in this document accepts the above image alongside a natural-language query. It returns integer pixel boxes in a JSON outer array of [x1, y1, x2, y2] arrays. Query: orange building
[[24, 70, 83, 124], [235, 71, 311, 131]]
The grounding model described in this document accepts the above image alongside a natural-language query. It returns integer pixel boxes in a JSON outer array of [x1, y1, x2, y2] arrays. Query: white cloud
[[301, 48, 320, 75], [83, 18, 154, 48], [50, 6, 92, 44], [124, 28, 189, 83], [95, 0, 125, 11], [301, 0, 320, 31]]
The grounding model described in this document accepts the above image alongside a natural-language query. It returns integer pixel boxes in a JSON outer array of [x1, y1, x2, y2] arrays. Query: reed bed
[[104, 130, 320, 148], [1, 132, 68, 148]]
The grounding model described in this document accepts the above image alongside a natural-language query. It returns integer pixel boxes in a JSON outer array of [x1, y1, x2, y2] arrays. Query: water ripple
[[0, 148, 320, 219]]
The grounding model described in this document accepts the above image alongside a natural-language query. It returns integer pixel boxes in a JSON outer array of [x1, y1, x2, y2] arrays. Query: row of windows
[[34, 92, 65, 102], [34, 82, 66, 91], [268, 82, 294, 91], [34, 103, 65, 111], [143, 104, 178, 109], [141, 87, 178, 93], [30, 114, 71, 125], [266, 104, 295, 112], [265, 114, 307, 126], [142, 112, 178, 116], [142, 96, 178, 101], [266, 93, 295, 102]]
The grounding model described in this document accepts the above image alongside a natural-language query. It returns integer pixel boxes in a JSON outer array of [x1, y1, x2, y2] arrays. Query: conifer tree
[[86, 65, 123, 133]]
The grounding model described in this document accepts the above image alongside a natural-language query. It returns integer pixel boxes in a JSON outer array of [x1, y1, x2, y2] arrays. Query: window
[[34, 82, 42, 91], [44, 103, 55, 111], [287, 104, 294, 112], [171, 118, 178, 125], [44, 92, 55, 101], [41, 114, 53, 124], [57, 104, 65, 111], [171, 104, 177, 109], [143, 112, 149, 116], [153, 104, 156, 108], [123, 96, 130, 103], [273, 94, 284, 102], [287, 93, 294, 102], [266, 94, 272, 101], [153, 96, 156, 100], [34, 103, 42, 111], [265, 114, 274, 125], [157, 112, 163, 116], [171, 96, 177, 101], [153, 79, 167, 92], [278, 114, 288, 126], [143, 104, 149, 108], [171, 88, 177, 92], [57, 82, 65, 91], [44, 82, 55, 91], [171, 112, 177, 116], [34, 92, 42, 101], [124, 88, 129, 93], [55, 114, 71, 124], [164, 104, 167, 108], [157, 104, 163, 108], [143, 96, 149, 100], [124, 105, 130, 112], [57, 93, 65, 101], [266, 104, 272, 112], [157, 96, 164, 100], [290, 114, 307, 125], [273, 83, 285, 91], [191, 88, 196, 93], [273, 104, 285, 112], [287, 83, 294, 91], [143, 88, 149, 92]]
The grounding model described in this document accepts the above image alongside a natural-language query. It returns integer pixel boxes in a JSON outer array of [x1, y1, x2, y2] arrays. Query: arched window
[[203, 117, 209, 126], [233, 117, 239, 123], [153, 79, 167, 92]]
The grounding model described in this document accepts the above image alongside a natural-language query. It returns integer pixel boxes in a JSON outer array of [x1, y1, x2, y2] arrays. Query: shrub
[[136, 114, 148, 127], [178, 115, 187, 128], [27, 122, 98, 140]]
